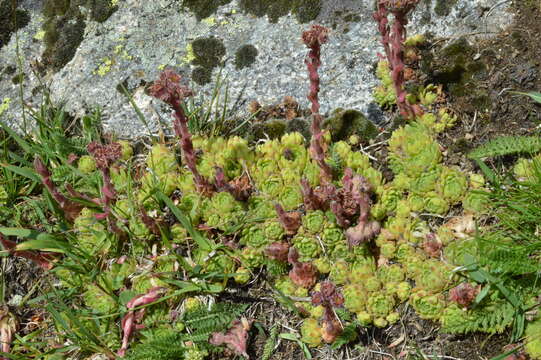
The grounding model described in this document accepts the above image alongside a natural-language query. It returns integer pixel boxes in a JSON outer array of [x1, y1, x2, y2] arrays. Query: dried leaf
[[210, 317, 253, 358]]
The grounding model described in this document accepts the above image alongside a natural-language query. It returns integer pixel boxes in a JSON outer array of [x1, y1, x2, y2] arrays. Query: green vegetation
[[1, 4, 541, 359]]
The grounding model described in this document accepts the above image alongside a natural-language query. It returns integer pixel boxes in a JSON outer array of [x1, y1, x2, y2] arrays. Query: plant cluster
[[2, 4, 541, 360]]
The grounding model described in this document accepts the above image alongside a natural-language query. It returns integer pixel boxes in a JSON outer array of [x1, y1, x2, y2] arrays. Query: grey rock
[[0, 0, 513, 138]]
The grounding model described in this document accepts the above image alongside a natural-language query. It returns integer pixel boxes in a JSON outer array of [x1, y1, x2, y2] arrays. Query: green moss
[[191, 66, 212, 85], [191, 36, 226, 68], [434, 0, 458, 16], [86, 0, 118, 23], [189, 36, 225, 85], [292, 0, 321, 23], [239, 0, 321, 24], [442, 37, 472, 58], [235, 44, 258, 70], [285, 118, 311, 140], [324, 108, 378, 143], [250, 120, 287, 141], [42, 14, 86, 71], [11, 73, 24, 84], [41, 0, 118, 71], [421, 37, 487, 104], [43, 0, 71, 17], [0, 0, 30, 49], [181, 0, 233, 21]]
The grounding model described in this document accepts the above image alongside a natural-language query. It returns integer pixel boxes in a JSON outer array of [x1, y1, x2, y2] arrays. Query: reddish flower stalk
[[264, 242, 290, 262], [373, 0, 421, 120], [0, 306, 18, 360], [274, 203, 302, 236], [214, 167, 252, 201], [302, 25, 333, 182], [210, 317, 253, 359], [139, 206, 160, 235], [300, 178, 327, 211], [344, 174, 381, 247], [87, 141, 123, 234], [118, 287, 167, 357], [149, 70, 213, 195], [0, 234, 55, 270], [311, 281, 344, 343], [329, 169, 364, 228], [422, 233, 442, 258], [33, 157, 83, 221], [287, 247, 318, 289]]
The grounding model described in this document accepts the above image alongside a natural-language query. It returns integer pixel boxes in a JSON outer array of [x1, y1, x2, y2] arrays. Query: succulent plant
[[377, 264, 405, 284], [343, 283, 367, 313], [292, 234, 322, 262], [462, 190, 489, 213], [83, 284, 116, 314], [203, 192, 244, 231], [437, 167, 468, 204], [424, 192, 450, 214], [388, 123, 442, 178], [301, 318, 323, 347], [410, 291, 446, 320], [241, 226, 270, 249], [330, 260, 350, 285], [184, 347, 209, 360], [411, 260, 453, 293], [302, 210, 327, 233], [367, 293, 395, 319], [78, 155, 97, 174], [373, 61, 396, 108], [524, 317, 541, 359], [146, 143, 177, 176], [234, 267, 251, 284]]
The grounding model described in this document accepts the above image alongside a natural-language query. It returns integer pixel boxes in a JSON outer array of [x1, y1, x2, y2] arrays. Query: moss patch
[[324, 108, 378, 142], [235, 44, 258, 70], [420, 37, 489, 111], [41, 0, 118, 72], [11, 73, 24, 84], [86, 0, 119, 23], [191, 66, 213, 85], [181, 0, 233, 21], [434, 0, 459, 16], [238, 0, 321, 24], [0, 0, 30, 49], [190, 36, 226, 85]]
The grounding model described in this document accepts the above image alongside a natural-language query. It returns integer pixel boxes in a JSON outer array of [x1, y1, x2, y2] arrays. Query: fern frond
[[442, 300, 516, 334], [125, 330, 186, 360], [262, 325, 279, 360], [468, 136, 541, 159], [183, 302, 248, 344]]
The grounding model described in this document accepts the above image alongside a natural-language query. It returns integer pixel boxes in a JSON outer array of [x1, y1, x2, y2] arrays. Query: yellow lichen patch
[[180, 43, 196, 65], [202, 17, 216, 26], [0, 98, 11, 116], [33, 30, 45, 41], [94, 57, 114, 76]]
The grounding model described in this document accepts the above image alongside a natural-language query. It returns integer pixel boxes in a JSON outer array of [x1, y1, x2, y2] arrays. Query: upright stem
[[302, 25, 333, 182], [374, 0, 420, 120]]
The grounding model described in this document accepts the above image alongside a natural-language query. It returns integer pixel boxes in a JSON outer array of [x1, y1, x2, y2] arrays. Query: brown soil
[[431, 0, 541, 170]]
